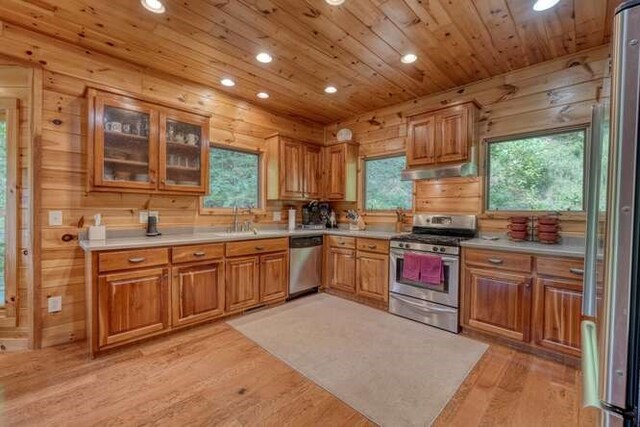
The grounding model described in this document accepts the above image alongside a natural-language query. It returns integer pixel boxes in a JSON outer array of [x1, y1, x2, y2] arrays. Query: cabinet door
[[325, 145, 346, 200], [171, 260, 225, 327], [98, 268, 169, 348], [356, 251, 389, 302], [407, 113, 436, 167], [328, 247, 356, 293], [260, 252, 289, 303], [93, 95, 159, 190], [436, 106, 469, 164], [533, 278, 583, 357], [159, 111, 209, 194], [280, 139, 304, 199], [226, 256, 260, 312], [465, 268, 532, 342], [304, 144, 323, 199]]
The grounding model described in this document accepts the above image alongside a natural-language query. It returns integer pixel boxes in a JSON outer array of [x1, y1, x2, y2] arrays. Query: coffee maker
[[301, 201, 329, 229]]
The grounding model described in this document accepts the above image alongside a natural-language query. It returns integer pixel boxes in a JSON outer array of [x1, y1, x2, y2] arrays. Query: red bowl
[[538, 216, 560, 226], [538, 223, 560, 232], [510, 216, 529, 224], [538, 231, 559, 242], [508, 223, 528, 231], [508, 230, 528, 240]]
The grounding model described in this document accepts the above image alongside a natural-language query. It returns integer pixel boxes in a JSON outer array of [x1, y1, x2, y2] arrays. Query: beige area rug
[[227, 293, 488, 426]]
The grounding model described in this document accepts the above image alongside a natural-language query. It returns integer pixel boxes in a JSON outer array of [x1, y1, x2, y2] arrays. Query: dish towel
[[419, 254, 445, 285], [402, 252, 422, 282]]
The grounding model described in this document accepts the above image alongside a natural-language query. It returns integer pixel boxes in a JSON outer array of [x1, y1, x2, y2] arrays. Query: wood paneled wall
[[326, 45, 611, 235], [0, 62, 35, 349], [0, 23, 324, 348]]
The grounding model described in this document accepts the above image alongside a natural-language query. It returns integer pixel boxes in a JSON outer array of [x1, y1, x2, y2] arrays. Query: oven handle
[[390, 249, 459, 265]]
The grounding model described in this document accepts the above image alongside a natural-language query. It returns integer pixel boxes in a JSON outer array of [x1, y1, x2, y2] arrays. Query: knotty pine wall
[[0, 23, 324, 347], [0, 62, 35, 348], [326, 45, 611, 235]]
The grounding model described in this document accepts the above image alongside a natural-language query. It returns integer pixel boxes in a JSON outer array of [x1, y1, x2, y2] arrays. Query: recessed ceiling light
[[257, 92, 270, 99], [324, 86, 338, 94], [220, 78, 236, 87], [533, 0, 560, 11], [325, 0, 345, 5], [401, 53, 418, 64], [140, 0, 165, 14], [256, 52, 273, 64]]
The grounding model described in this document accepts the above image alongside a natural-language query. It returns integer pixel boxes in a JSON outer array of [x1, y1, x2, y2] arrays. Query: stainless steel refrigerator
[[581, 1, 640, 426]]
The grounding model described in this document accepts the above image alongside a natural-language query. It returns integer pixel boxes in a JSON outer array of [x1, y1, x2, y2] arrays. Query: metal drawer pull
[[339, 241, 346, 245], [570, 268, 585, 275], [193, 251, 206, 257], [367, 244, 377, 249], [487, 257, 504, 265], [128, 257, 146, 264], [255, 246, 265, 250]]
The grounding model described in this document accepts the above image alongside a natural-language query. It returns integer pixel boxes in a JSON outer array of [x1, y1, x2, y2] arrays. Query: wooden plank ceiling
[[0, 0, 621, 124]]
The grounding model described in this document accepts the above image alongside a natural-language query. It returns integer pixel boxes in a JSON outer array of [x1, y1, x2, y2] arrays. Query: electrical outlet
[[149, 211, 159, 222], [139, 210, 149, 224], [48, 211, 63, 226], [47, 296, 62, 313], [273, 211, 282, 221]]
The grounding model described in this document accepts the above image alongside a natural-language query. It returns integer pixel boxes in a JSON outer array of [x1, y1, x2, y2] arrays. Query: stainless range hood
[[401, 145, 478, 181]]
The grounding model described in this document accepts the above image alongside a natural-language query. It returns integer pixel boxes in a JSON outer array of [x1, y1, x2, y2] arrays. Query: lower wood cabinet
[[462, 248, 585, 359], [260, 252, 288, 303], [225, 256, 261, 312], [465, 268, 532, 342], [356, 251, 389, 303], [533, 277, 583, 357], [328, 247, 356, 292], [171, 260, 225, 328], [97, 267, 169, 348]]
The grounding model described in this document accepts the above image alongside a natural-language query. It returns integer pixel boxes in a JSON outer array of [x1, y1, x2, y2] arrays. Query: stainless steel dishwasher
[[289, 236, 323, 299]]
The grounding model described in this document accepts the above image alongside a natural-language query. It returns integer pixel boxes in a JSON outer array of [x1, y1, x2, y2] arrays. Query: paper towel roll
[[288, 209, 296, 231]]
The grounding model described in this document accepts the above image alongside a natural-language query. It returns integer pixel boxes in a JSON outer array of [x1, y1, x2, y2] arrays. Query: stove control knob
[[405, 244, 411, 249], [439, 247, 446, 253], [432, 246, 438, 252], [398, 243, 405, 248]]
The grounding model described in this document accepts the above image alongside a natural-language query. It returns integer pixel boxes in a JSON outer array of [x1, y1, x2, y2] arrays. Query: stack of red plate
[[536, 216, 561, 244], [507, 216, 530, 241]]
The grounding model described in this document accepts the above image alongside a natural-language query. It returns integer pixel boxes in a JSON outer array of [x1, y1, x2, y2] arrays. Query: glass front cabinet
[[88, 88, 209, 195]]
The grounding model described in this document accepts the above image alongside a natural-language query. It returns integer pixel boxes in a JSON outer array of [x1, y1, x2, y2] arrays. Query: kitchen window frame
[[199, 143, 266, 215], [360, 152, 413, 214], [483, 124, 591, 215]]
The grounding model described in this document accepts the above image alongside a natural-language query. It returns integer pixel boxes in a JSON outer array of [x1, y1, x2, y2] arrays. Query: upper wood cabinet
[[324, 142, 357, 202], [407, 102, 478, 168], [266, 133, 323, 200], [87, 88, 210, 195]]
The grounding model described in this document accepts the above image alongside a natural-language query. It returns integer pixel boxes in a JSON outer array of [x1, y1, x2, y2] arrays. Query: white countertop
[[79, 228, 404, 252], [460, 236, 586, 258]]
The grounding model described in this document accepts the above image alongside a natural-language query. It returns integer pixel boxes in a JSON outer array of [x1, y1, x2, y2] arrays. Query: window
[[363, 155, 412, 211], [487, 128, 587, 211], [202, 146, 261, 210]]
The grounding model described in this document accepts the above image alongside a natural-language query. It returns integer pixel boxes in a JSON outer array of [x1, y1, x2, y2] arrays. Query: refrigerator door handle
[[581, 320, 601, 408]]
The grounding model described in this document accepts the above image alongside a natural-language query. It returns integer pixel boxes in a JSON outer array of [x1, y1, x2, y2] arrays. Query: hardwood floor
[[0, 321, 595, 426]]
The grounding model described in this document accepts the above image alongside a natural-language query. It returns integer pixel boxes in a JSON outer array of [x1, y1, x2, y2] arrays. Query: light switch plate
[[47, 296, 62, 313], [48, 211, 63, 226], [139, 210, 149, 224], [273, 211, 282, 221]]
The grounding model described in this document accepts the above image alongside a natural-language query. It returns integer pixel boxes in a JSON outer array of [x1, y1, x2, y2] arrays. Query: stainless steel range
[[389, 214, 477, 333]]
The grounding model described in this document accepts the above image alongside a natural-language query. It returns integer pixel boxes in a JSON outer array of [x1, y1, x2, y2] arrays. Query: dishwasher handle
[[290, 236, 323, 248]]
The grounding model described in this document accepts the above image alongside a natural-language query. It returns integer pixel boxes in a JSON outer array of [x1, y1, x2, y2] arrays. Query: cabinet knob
[[193, 251, 206, 257], [569, 268, 584, 276], [487, 257, 504, 265], [128, 257, 145, 264], [255, 246, 265, 251], [339, 241, 345, 245], [367, 244, 377, 249]]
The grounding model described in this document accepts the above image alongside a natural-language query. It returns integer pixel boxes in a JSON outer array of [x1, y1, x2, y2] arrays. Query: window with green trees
[[364, 155, 412, 211], [487, 128, 586, 211], [203, 146, 260, 209]]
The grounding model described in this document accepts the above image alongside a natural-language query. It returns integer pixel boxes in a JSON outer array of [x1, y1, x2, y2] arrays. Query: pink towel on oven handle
[[402, 252, 421, 282], [419, 253, 444, 285]]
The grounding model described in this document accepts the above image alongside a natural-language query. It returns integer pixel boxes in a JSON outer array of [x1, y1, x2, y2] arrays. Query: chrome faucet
[[231, 203, 253, 233]]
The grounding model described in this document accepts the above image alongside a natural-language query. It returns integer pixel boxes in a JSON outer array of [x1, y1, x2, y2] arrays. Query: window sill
[[199, 207, 265, 216], [360, 210, 413, 217], [481, 211, 586, 220]]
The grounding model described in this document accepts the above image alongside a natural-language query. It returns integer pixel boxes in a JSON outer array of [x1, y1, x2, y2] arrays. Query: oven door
[[389, 249, 459, 308]]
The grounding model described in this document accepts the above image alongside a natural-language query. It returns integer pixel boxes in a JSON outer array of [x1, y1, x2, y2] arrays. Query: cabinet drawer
[[226, 238, 288, 257], [98, 248, 169, 273], [172, 243, 224, 264], [328, 235, 356, 249], [356, 238, 389, 254], [537, 257, 585, 281], [464, 249, 532, 273]]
